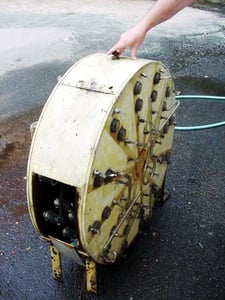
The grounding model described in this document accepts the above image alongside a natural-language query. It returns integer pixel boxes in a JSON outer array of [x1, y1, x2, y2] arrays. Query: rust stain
[[0, 106, 42, 218], [133, 149, 147, 180]]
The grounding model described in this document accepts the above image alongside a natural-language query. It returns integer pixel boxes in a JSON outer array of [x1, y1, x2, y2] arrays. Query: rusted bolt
[[165, 86, 171, 97], [163, 123, 170, 134], [151, 185, 159, 196], [141, 72, 147, 78], [104, 168, 116, 183], [110, 225, 117, 236], [164, 152, 171, 163], [151, 90, 158, 102], [62, 227, 76, 239], [89, 220, 101, 234], [169, 115, 176, 125], [153, 72, 161, 84], [110, 118, 120, 133], [121, 239, 128, 253], [138, 118, 145, 123], [123, 224, 129, 235], [117, 127, 126, 141], [163, 101, 167, 111], [134, 81, 142, 95], [93, 172, 103, 188], [102, 206, 111, 220], [135, 98, 143, 112], [112, 50, 120, 59]]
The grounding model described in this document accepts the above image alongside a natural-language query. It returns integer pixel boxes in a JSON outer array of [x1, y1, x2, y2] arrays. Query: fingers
[[107, 25, 145, 59], [106, 42, 119, 55], [106, 47, 118, 56], [130, 46, 138, 60], [107, 45, 125, 57], [107, 44, 137, 60]]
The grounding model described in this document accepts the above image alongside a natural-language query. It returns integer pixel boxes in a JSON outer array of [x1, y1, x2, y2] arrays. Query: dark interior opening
[[32, 173, 79, 246]]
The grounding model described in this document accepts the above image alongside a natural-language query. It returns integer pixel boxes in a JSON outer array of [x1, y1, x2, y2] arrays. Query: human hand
[[107, 24, 147, 59]]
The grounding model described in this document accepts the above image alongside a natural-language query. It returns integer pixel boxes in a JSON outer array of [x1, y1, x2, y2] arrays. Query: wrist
[[134, 20, 149, 37]]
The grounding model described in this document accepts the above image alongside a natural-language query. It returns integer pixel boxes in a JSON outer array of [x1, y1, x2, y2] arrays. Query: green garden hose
[[175, 95, 225, 131]]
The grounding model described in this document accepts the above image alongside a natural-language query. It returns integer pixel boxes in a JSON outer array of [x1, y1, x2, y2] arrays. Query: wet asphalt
[[0, 1, 225, 299]]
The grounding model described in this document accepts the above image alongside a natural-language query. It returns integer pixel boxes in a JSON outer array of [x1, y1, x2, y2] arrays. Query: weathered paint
[[26, 53, 178, 291]]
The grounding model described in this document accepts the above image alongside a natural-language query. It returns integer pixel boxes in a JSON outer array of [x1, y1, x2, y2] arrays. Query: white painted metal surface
[[27, 53, 178, 265]]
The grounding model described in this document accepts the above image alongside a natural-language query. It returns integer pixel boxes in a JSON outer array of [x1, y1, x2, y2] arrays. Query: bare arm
[[107, 0, 194, 59]]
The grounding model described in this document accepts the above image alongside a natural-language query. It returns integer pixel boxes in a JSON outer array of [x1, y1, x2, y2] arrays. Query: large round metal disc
[[27, 53, 178, 264]]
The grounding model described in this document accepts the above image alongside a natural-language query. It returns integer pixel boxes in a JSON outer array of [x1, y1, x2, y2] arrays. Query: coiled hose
[[175, 95, 225, 131]]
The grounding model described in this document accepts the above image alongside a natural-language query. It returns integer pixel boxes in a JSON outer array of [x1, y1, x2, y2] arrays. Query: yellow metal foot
[[85, 258, 97, 293], [50, 244, 63, 282]]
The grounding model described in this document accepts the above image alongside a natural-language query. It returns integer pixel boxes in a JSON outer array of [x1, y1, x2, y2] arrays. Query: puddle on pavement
[[174, 76, 225, 96], [0, 107, 41, 168], [174, 76, 225, 127], [0, 75, 224, 220]]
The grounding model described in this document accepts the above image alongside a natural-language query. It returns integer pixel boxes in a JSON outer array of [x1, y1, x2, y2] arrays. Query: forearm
[[138, 0, 194, 33], [107, 0, 194, 59]]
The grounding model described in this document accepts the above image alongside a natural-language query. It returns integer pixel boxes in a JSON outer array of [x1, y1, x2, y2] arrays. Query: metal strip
[[50, 236, 84, 266]]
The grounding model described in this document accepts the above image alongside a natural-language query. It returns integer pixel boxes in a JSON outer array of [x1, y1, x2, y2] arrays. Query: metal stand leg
[[85, 258, 97, 293], [50, 244, 63, 282]]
